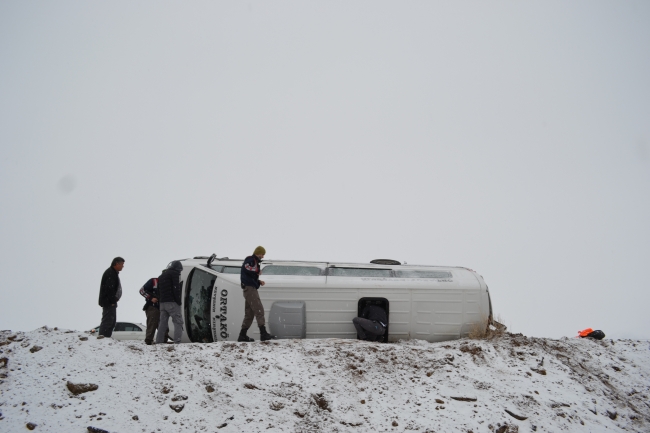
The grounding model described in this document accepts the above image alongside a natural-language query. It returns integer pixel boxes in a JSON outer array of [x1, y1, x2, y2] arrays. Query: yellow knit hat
[[253, 246, 266, 256]]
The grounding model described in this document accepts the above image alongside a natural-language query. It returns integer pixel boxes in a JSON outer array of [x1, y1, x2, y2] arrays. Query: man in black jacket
[[353, 305, 387, 342], [155, 261, 184, 344], [98, 257, 125, 338], [239, 246, 276, 342]]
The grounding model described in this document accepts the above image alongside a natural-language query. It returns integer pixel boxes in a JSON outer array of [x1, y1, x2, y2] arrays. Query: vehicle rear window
[[328, 268, 392, 278], [262, 265, 322, 276], [114, 323, 141, 332], [395, 270, 453, 278]]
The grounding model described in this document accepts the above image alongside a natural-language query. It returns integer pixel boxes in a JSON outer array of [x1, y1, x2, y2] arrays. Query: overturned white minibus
[[168, 255, 494, 343]]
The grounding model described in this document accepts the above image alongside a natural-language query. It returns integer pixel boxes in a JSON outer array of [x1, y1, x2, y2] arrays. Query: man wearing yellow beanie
[[239, 246, 277, 342]]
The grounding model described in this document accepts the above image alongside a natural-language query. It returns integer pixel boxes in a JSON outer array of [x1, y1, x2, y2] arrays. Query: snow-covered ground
[[0, 328, 648, 433]]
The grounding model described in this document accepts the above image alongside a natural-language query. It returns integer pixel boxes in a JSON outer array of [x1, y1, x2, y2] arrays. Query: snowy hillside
[[0, 328, 649, 432]]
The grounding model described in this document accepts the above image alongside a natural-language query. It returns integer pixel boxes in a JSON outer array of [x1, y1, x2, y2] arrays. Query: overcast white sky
[[1, 1, 649, 339]]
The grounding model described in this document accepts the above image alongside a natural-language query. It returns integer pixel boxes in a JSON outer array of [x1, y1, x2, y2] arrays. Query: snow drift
[[0, 328, 648, 432]]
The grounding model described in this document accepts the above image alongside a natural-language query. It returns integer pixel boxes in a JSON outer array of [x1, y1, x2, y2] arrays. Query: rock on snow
[[0, 327, 649, 432]]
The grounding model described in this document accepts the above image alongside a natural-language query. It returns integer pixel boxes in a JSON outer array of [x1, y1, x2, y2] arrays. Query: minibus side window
[[262, 265, 323, 276], [395, 270, 453, 278], [185, 268, 215, 343], [328, 268, 392, 278], [221, 267, 240, 274]]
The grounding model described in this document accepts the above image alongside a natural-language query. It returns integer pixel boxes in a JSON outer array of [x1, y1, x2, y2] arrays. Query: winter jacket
[[158, 261, 183, 305], [98, 266, 122, 308], [241, 255, 262, 289], [361, 305, 387, 327], [139, 278, 159, 310]]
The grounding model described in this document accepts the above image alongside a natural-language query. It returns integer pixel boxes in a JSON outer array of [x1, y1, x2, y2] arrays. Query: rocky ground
[[0, 328, 648, 432]]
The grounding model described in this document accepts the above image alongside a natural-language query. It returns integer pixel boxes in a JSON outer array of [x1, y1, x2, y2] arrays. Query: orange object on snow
[[578, 328, 594, 337]]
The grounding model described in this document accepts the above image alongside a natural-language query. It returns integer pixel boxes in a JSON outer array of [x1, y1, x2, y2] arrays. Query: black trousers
[[353, 317, 385, 341], [99, 305, 117, 337]]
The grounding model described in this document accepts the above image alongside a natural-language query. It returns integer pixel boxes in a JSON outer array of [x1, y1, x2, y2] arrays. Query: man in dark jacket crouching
[[155, 261, 184, 344], [353, 305, 387, 342], [98, 257, 125, 338]]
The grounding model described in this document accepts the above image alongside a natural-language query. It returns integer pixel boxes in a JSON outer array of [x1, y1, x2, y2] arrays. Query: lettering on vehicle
[[211, 284, 219, 340], [219, 289, 228, 339]]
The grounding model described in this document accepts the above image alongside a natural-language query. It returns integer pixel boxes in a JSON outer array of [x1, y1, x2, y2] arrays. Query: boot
[[259, 325, 277, 341], [238, 327, 254, 342]]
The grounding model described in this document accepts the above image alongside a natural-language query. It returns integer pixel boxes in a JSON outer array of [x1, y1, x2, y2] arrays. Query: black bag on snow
[[587, 330, 605, 340]]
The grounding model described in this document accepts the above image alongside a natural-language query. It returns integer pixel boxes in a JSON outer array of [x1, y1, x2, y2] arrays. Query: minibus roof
[[182, 257, 475, 273]]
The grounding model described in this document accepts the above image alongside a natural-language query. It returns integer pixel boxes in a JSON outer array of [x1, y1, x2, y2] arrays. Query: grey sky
[[1, 2, 649, 339]]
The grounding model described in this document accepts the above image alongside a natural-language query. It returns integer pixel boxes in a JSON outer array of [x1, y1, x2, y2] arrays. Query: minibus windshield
[[185, 268, 215, 342]]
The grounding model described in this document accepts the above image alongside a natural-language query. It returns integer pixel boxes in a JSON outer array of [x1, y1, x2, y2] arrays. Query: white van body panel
[[166, 258, 492, 344]]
